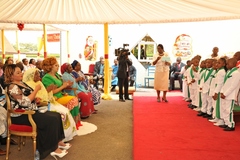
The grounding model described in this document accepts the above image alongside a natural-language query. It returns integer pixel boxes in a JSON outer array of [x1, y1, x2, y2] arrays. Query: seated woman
[[23, 68, 78, 141], [61, 63, 96, 118], [71, 60, 89, 90], [71, 60, 101, 105], [4, 64, 70, 159], [41, 57, 81, 127]]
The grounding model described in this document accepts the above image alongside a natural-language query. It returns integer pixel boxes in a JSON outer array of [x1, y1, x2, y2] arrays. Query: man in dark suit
[[117, 51, 132, 102], [93, 56, 104, 90], [170, 57, 185, 91]]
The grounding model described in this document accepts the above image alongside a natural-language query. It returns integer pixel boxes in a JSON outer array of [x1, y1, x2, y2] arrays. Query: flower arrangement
[[17, 23, 24, 31]]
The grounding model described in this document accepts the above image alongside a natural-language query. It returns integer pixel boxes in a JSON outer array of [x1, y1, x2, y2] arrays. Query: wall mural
[[84, 36, 98, 61], [172, 34, 192, 60]]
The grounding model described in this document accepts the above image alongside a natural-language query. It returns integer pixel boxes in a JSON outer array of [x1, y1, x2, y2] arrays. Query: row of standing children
[[182, 53, 240, 131]]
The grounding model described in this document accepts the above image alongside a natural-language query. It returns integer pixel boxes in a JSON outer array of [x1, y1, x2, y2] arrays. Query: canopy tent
[[0, 0, 240, 24], [0, 23, 68, 61], [0, 23, 68, 31], [0, 23, 69, 64], [1, 0, 239, 100]]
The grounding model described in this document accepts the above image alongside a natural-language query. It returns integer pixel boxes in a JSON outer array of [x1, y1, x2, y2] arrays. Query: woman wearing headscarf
[[61, 63, 96, 119], [71, 60, 101, 105], [41, 57, 81, 127], [23, 68, 78, 141]]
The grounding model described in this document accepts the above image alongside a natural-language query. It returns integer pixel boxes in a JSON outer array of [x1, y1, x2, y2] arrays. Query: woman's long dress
[[72, 70, 101, 105], [62, 72, 95, 117], [152, 53, 170, 91], [23, 69, 77, 142], [7, 83, 65, 159], [42, 73, 79, 118]]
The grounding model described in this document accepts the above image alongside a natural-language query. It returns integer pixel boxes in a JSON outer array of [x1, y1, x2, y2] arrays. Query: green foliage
[[145, 44, 154, 57], [133, 48, 138, 58], [12, 43, 38, 52], [132, 44, 155, 58]]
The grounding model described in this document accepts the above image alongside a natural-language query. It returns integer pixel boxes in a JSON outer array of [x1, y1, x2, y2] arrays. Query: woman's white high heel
[[50, 150, 68, 159], [58, 143, 71, 150]]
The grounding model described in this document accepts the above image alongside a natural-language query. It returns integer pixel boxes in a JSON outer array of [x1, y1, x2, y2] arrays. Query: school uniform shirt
[[185, 67, 191, 85], [214, 68, 226, 94], [181, 67, 189, 84], [199, 68, 215, 94], [209, 71, 217, 96], [187, 66, 199, 89], [185, 67, 191, 83], [181, 67, 189, 98], [221, 68, 240, 100], [197, 68, 206, 92]]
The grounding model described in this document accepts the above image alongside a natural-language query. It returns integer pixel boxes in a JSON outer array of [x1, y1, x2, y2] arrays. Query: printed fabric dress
[[62, 71, 95, 117], [6, 83, 65, 159], [72, 70, 101, 106]]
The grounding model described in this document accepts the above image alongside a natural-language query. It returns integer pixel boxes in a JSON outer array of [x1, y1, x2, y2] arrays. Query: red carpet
[[133, 95, 240, 160]]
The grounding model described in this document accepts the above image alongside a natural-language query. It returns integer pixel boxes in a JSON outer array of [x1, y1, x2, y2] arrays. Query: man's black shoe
[[223, 127, 235, 131], [197, 112, 206, 116], [219, 125, 228, 128], [203, 114, 212, 118], [119, 99, 125, 102], [207, 116, 214, 120], [190, 105, 197, 109], [125, 98, 132, 100]]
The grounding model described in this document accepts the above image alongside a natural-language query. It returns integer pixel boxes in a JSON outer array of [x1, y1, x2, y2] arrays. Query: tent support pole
[[43, 24, 47, 58], [102, 23, 112, 100], [1, 30, 5, 63]]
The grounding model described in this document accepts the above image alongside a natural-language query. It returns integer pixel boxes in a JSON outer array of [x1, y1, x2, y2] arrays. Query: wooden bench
[[144, 66, 155, 87]]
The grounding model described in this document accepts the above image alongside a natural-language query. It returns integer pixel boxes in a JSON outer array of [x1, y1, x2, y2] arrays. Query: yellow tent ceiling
[[0, 0, 240, 24]]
